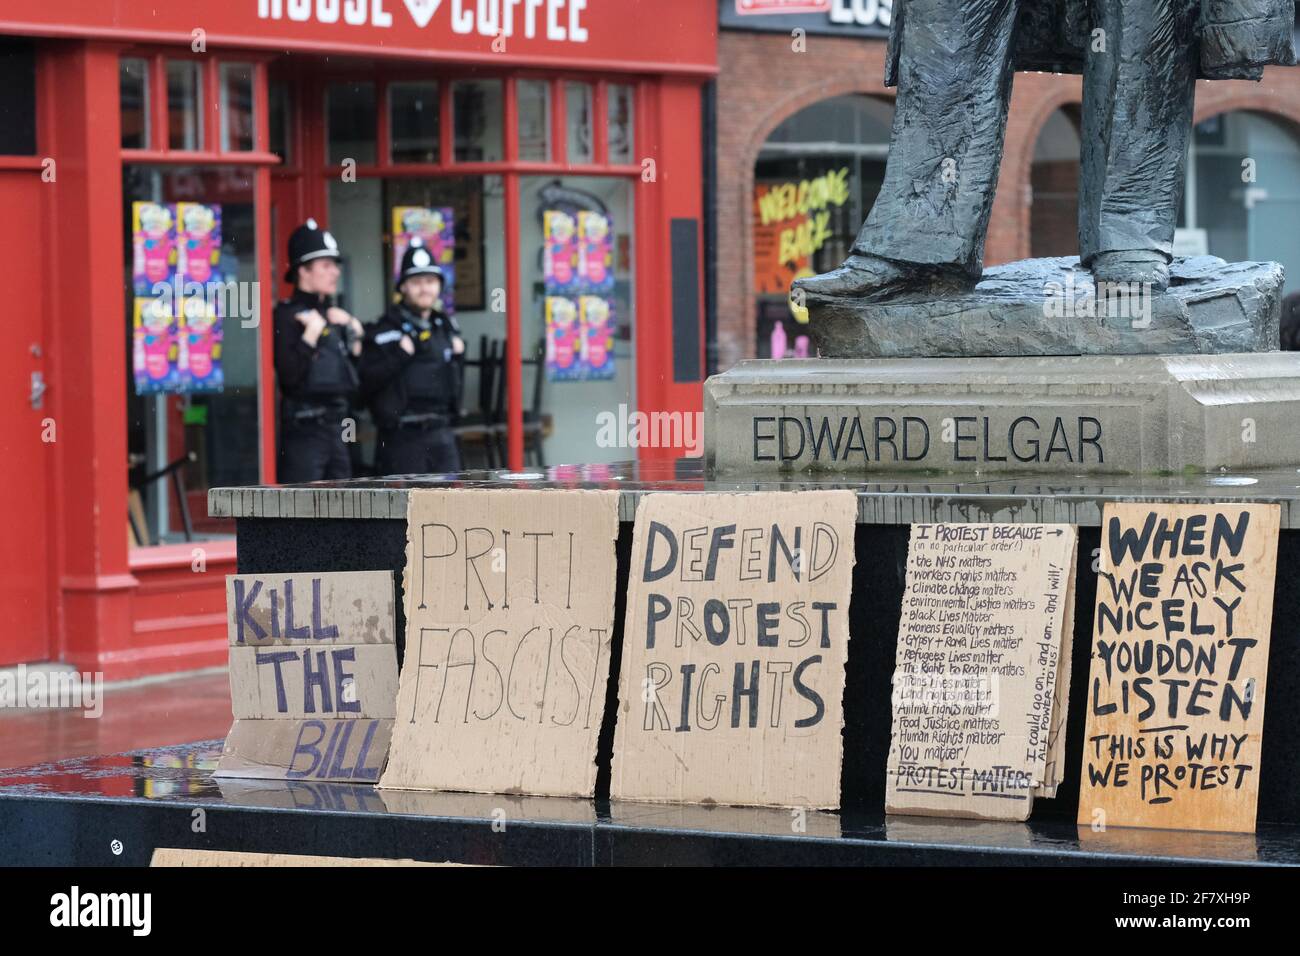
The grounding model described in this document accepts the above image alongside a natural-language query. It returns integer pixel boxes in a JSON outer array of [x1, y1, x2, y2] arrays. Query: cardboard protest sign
[[886, 523, 1078, 821], [215, 571, 398, 784], [216, 717, 392, 782], [151, 849, 459, 867], [224, 571, 397, 647], [379, 489, 621, 798], [1078, 503, 1281, 833], [229, 645, 397, 719], [611, 491, 857, 809]]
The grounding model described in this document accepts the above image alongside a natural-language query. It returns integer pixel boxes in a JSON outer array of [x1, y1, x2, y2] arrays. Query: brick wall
[[714, 29, 1300, 370]]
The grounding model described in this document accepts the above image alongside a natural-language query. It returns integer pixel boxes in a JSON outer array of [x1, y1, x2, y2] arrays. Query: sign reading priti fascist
[[380, 488, 620, 799]]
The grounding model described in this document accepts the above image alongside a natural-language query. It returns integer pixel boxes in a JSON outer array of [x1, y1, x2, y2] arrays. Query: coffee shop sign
[[258, 0, 592, 40]]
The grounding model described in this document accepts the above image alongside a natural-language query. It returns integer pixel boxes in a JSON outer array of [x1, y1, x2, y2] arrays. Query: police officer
[[361, 237, 465, 474], [273, 218, 364, 483]]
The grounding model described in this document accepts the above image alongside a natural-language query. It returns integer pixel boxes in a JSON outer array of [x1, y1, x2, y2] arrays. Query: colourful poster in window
[[576, 211, 614, 294], [176, 202, 223, 286], [391, 206, 457, 316], [545, 296, 583, 381], [132, 297, 181, 394], [752, 168, 850, 298], [543, 210, 578, 293], [579, 295, 615, 380], [179, 295, 224, 393], [132, 202, 176, 297]]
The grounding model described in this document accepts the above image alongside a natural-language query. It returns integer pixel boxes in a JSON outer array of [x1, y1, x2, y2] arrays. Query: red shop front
[[0, 2, 716, 681]]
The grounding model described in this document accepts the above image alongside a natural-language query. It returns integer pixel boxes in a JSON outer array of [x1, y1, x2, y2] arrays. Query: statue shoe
[[792, 254, 973, 303], [1089, 251, 1171, 293]]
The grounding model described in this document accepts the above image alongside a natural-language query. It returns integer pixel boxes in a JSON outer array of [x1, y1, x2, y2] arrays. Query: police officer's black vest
[[395, 308, 457, 411], [305, 327, 357, 398], [295, 292, 358, 399]]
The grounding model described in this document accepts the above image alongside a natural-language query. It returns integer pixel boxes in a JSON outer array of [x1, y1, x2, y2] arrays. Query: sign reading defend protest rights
[[1078, 502, 1281, 833], [611, 491, 857, 808]]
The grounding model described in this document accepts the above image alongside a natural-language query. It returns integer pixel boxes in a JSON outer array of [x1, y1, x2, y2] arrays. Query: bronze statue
[[794, 0, 1297, 304]]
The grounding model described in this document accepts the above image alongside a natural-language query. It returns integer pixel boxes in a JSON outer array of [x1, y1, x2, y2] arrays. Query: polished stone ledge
[[209, 459, 1300, 529], [3, 741, 1298, 866]]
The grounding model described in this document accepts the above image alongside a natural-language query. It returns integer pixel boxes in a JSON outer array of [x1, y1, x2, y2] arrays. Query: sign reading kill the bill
[[611, 491, 856, 808], [887, 523, 1078, 821], [215, 570, 398, 783], [1078, 502, 1281, 833], [379, 489, 620, 798]]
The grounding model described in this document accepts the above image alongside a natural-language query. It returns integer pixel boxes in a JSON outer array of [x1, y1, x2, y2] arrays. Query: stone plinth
[[704, 353, 1300, 475]]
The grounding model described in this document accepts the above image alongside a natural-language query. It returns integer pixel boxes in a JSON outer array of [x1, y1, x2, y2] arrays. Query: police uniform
[[360, 239, 464, 475], [273, 219, 360, 483]]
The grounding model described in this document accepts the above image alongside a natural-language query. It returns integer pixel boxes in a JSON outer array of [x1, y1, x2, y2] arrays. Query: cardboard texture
[[225, 571, 396, 646], [228, 644, 398, 719], [1037, 542, 1078, 799], [886, 523, 1078, 822], [216, 718, 393, 782], [215, 570, 398, 783], [1077, 502, 1281, 834], [380, 489, 621, 798], [610, 491, 857, 809], [151, 849, 464, 867]]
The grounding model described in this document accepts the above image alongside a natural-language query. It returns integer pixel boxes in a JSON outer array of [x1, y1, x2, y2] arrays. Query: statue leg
[[795, 0, 1023, 301], [1079, 0, 1200, 291]]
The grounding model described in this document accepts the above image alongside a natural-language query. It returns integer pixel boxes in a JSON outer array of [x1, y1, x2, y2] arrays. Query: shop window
[[120, 57, 151, 151], [521, 176, 635, 465], [123, 165, 261, 544], [389, 81, 440, 164], [0, 38, 36, 155], [453, 79, 504, 162], [269, 78, 291, 162], [327, 174, 505, 471], [753, 93, 893, 358], [517, 79, 551, 162], [328, 81, 377, 165], [607, 83, 634, 165], [220, 63, 256, 153], [565, 82, 594, 164], [1180, 111, 1300, 300], [167, 60, 204, 151]]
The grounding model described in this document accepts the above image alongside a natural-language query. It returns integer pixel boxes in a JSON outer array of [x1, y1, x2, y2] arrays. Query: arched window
[[1029, 106, 1081, 259], [1179, 110, 1300, 303], [1030, 104, 1300, 317], [752, 94, 894, 358]]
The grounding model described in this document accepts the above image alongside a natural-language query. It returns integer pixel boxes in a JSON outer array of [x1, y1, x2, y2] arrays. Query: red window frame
[[118, 48, 281, 500], [305, 65, 648, 470]]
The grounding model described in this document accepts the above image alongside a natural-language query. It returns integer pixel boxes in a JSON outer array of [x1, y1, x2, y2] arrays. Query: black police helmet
[[285, 218, 342, 283], [396, 236, 445, 291]]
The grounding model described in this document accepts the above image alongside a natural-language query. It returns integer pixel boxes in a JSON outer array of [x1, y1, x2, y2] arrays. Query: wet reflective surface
[[2, 740, 1297, 865], [211, 459, 1300, 527]]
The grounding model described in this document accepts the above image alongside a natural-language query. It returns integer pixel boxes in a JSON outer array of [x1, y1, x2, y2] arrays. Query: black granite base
[[2, 741, 1298, 866]]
